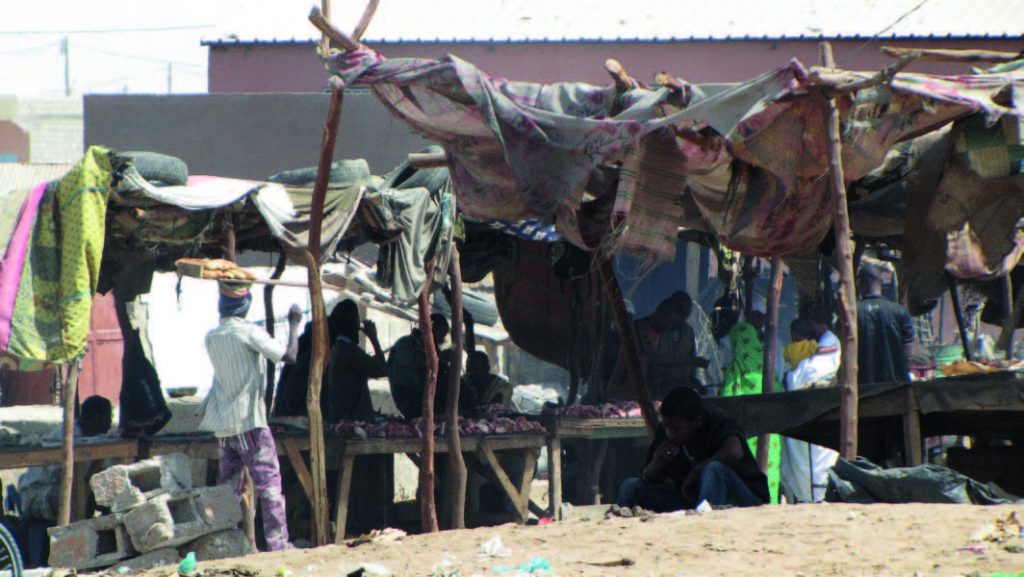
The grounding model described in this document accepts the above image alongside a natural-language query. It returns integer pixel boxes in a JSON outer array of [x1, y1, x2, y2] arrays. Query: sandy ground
[[116, 503, 1024, 577]]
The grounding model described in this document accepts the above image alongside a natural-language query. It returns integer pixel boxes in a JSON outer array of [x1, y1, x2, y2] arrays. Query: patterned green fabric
[[722, 322, 781, 504], [7, 146, 112, 362]]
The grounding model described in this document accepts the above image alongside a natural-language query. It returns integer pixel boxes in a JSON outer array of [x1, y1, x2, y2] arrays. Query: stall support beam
[[444, 246, 468, 529], [821, 41, 859, 460], [264, 250, 288, 415], [57, 361, 81, 526], [597, 259, 657, 434], [418, 258, 440, 533]]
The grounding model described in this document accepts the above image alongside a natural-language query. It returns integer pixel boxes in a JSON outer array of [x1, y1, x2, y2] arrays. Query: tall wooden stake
[[57, 361, 81, 526], [418, 259, 440, 533], [305, 84, 344, 548], [756, 257, 783, 472], [597, 259, 657, 434], [821, 42, 859, 460], [264, 250, 288, 415], [444, 247, 467, 529], [304, 1, 379, 544]]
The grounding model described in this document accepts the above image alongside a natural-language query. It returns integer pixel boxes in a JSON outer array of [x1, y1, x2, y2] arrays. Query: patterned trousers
[[218, 428, 291, 551]]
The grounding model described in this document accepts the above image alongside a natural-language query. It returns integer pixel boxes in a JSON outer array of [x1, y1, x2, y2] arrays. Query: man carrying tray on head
[[199, 279, 302, 551]]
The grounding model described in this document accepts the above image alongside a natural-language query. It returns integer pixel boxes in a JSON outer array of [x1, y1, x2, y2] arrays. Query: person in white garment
[[780, 308, 841, 503]]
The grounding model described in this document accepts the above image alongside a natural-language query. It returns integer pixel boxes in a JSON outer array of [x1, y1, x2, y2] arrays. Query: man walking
[[857, 265, 914, 384], [200, 281, 302, 551]]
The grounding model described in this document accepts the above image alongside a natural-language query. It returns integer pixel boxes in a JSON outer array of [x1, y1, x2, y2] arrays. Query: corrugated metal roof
[[0, 163, 72, 195], [203, 0, 1024, 45]]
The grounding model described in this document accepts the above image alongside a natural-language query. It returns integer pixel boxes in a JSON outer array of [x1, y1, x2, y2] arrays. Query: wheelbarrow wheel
[[0, 521, 24, 575]]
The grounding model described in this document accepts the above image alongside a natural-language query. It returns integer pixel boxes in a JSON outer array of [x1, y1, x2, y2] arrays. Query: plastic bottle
[[178, 551, 197, 577]]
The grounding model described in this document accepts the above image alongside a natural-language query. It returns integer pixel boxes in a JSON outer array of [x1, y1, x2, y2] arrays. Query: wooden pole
[[417, 258, 440, 533], [821, 41, 859, 461], [305, 80, 345, 549], [444, 247, 467, 529], [948, 277, 974, 362], [881, 46, 1024, 64], [264, 250, 288, 415], [57, 361, 81, 526], [597, 259, 657, 434], [756, 257, 784, 472], [997, 275, 1024, 359]]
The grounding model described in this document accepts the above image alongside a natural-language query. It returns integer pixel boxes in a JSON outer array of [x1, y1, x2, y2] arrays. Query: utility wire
[[0, 41, 61, 56], [0, 24, 214, 35], [75, 43, 204, 68]]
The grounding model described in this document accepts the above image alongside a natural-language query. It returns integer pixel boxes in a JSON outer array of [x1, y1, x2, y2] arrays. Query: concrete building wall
[[84, 91, 431, 179], [0, 96, 83, 164], [207, 38, 1024, 93]]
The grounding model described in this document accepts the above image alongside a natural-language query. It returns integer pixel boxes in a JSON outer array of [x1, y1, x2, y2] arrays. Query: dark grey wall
[[84, 90, 431, 180]]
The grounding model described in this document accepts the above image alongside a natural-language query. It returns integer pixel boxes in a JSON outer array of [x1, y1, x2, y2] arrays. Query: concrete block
[[110, 548, 180, 573], [48, 515, 136, 570], [91, 453, 193, 513], [187, 529, 254, 561], [123, 485, 242, 552]]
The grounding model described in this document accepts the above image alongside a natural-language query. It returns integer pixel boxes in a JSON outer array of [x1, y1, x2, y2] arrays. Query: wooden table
[[330, 433, 546, 543], [0, 437, 140, 521], [542, 417, 649, 521]]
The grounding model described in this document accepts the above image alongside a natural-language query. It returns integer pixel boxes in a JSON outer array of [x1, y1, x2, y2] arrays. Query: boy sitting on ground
[[617, 387, 769, 512]]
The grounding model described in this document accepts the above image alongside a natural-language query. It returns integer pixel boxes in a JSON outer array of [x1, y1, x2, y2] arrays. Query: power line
[[80, 65, 167, 91], [75, 43, 205, 68], [0, 24, 214, 35], [0, 41, 60, 56], [848, 0, 932, 57]]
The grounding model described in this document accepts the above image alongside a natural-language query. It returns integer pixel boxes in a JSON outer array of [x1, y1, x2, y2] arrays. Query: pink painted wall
[[208, 38, 1024, 93], [0, 121, 29, 162]]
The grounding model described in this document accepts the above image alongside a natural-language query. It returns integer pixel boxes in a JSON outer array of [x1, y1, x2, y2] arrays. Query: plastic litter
[[479, 536, 512, 558], [277, 566, 294, 577], [431, 553, 459, 577], [695, 500, 713, 514], [341, 562, 392, 577], [517, 557, 553, 576], [178, 552, 197, 577]]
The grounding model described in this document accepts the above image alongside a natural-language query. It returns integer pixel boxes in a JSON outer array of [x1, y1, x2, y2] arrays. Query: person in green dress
[[722, 317, 782, 504]]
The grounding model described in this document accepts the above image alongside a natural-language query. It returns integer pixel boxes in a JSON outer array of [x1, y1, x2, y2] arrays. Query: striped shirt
[[200, 317, 286, 437]]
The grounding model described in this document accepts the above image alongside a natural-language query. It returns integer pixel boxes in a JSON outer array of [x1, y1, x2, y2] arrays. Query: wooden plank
[[477, 440, 527, 521], [333, 454, 356, 544], [547, 433, 562, 520], [0, 440, 138, 470], [901, 387, 923, 466], [821, 41, 860, 460], [881, 46, 1024, 64], [57, 362, 80, 526], [282, 438, 314, 503], [518, 448, 538, 507]]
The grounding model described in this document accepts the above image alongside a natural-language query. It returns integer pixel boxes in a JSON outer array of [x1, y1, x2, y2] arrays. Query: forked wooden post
[[756, 257, 783, 472], [948, 276, 974, 362], [597, 259, 657, 434], [444, 246, 468, 529], [820, 42, 859, 460], [417, 259, 440, 532], [304, 0, 379, 545], [57, 361, 81, 526]]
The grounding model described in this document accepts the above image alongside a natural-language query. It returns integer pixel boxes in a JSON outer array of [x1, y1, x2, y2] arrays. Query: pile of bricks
[[47, 453, 254, 571]]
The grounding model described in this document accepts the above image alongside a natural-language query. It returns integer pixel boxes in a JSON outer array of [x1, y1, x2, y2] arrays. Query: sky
[[0, 0, 334, 97]]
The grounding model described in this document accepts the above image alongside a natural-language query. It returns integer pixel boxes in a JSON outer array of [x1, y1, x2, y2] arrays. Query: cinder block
[[188, 529, 254, 561], [91, 453, 193, 513], [122, 485, 242, 552], [110, 548, 180, 573], [48, 515, 136, 570]]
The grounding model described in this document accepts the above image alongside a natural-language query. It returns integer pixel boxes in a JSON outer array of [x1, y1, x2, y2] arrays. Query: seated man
[[463, 351, 512, 408], [618, 387, 768, 512], [16, 396, 112, 567], [326, 299, 386, 423], [387, 313, 449, 420]]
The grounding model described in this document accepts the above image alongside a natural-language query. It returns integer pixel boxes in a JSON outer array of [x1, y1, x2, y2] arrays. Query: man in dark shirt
[[856, 265, 914, 385], [326, 299, 387, 422], [617, 387, 768, 512]]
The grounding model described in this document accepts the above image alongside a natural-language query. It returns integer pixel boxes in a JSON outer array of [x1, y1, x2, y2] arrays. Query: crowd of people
[[6, 262, 920, 560]]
